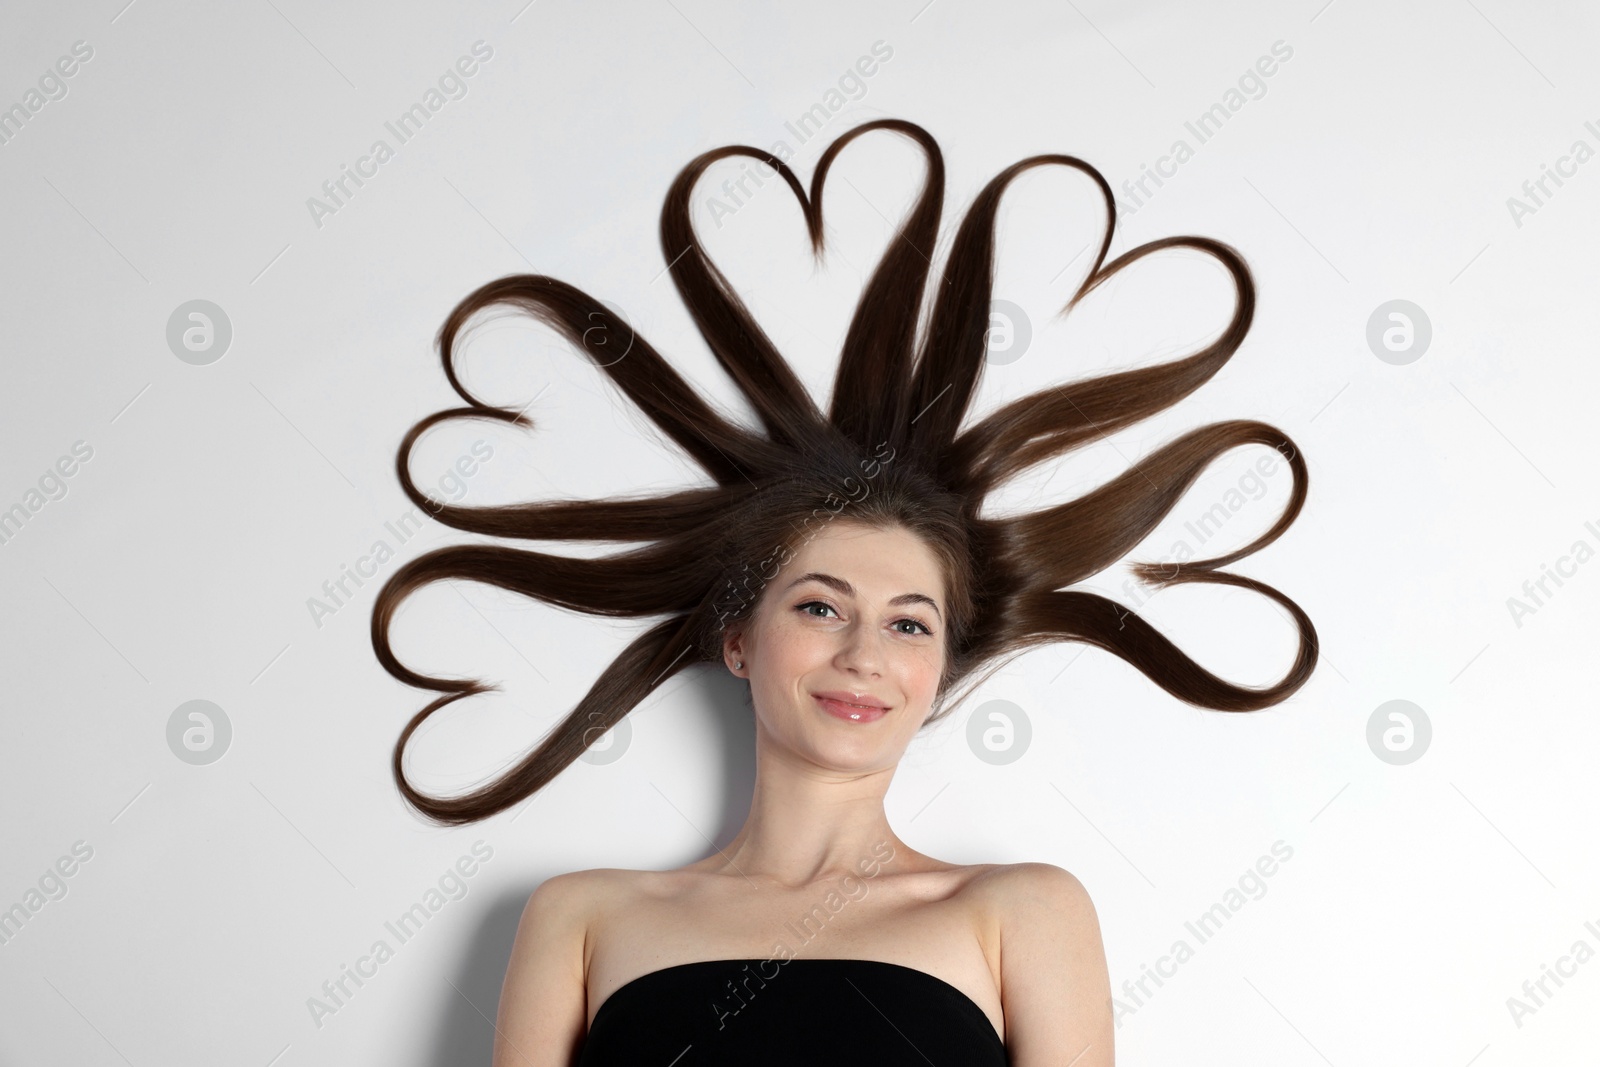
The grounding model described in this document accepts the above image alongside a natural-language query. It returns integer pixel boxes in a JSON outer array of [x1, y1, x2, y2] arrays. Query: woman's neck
[[697, 742, 913, 888]]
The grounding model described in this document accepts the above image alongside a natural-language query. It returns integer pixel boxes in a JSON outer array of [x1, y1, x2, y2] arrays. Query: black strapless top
[[575, 958, 1008, 1066]]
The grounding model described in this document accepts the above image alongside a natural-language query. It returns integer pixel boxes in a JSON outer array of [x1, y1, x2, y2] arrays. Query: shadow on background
[[423, 670, 758, 1063]]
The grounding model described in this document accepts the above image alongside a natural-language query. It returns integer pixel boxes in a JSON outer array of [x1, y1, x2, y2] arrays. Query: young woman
[[371, 118, 1317, 1066]]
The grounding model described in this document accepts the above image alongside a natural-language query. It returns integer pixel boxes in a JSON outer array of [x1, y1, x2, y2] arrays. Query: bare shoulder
[[967, 863, 1114, 1067], [543, 865, 644, 904], [954, 860, 1099, 933], [516, 866, 624, 941], [491, 868, 617, 1067], [519, 866, 659, 949], [967, 861, 1098, 911], [560, 864, 677, 918]]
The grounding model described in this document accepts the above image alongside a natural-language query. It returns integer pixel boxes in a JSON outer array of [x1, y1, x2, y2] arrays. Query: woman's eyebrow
[[782, 571, 942, 621]]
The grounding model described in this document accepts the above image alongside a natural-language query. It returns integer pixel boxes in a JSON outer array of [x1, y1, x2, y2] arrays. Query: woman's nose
[[833, 624, 884, 675]]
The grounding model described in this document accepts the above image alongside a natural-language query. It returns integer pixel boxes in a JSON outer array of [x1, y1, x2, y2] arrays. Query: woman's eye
[[797, 601, 933, 637], [797, 600, 838, 619]]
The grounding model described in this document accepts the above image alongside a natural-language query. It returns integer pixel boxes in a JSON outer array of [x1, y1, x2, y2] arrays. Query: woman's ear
[[722, 628, 747, 677]]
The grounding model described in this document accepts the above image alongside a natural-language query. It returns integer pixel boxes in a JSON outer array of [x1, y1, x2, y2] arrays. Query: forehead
[[775, 523, 944, 600]]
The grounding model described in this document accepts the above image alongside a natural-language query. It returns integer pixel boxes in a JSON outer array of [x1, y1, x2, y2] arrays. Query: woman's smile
[[813, 693, 890, 723]]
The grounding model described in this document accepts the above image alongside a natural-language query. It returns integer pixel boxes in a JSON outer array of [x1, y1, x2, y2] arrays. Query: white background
[[2, 1, 1597, 1064]]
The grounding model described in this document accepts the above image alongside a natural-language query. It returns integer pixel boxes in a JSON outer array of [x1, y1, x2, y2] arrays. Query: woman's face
[[724, 522, 948, 770]]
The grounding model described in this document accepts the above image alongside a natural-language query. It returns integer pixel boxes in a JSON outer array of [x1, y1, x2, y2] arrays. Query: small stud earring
[[735, 661, 743, 669]]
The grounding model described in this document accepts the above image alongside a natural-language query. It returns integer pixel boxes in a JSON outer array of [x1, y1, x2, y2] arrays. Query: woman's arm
[[491, 872, 592, 1067], [994, 862, 1114, 1067]]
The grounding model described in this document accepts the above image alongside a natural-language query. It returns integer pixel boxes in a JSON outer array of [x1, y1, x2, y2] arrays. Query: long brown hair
[[371, 118, 1317, 827]]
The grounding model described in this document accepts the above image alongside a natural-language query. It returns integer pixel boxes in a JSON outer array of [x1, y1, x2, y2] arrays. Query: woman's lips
[[814, 694, 888, 723]]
